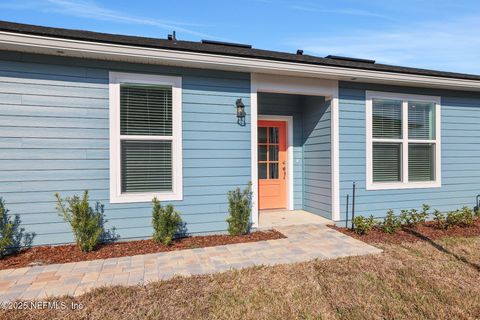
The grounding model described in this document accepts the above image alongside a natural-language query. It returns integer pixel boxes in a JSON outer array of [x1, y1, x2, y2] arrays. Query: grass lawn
[[2, 236, 480, 320]]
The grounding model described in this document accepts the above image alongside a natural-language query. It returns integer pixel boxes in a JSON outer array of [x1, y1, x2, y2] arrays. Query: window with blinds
[[121, 140, 172, 192], [120, 84, 172, 136], [408, 101, 435, 140], [372, 98, 403, 182], [409, 144, 435, 181], [368, 93, 439, 188], [373, 143, 401, 182], [372, 99, 402, 139], [120, 84, 174, 193]]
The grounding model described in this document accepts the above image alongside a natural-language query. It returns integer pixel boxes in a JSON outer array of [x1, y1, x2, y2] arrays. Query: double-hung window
[[109, 72, 182, 203], [366, 91, 441, 190]]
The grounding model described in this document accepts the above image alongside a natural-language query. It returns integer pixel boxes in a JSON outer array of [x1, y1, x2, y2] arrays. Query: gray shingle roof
[[1, 20, 479, 81]]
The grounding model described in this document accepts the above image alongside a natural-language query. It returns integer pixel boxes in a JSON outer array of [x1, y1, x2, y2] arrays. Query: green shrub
[[0, 198, 13, 258], [152, 198, 182, 245], [55, 190, 105, 252], [433, 209, 447, 229], [226, 183, 252, 235], [445, 210, 463, 228], [400, 204, 430, 227], [445, 206, 475, 228], [460, 206, 476, 226], [437, 206, 477, 229], [353, 215, 376, 235], [379, 209, 402, 234], [0, 198, 35, 258], [399, 210, 409, 226], [419, 204, 431, 222]]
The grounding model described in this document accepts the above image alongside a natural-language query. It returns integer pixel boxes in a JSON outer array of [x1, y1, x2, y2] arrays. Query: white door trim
[[258, 115, 294, 211]]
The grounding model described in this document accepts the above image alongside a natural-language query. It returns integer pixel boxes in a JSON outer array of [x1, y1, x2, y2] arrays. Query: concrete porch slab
[[259, 209, 332, 229]]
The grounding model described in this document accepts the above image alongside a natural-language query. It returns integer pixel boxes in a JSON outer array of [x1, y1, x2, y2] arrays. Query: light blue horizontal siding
[[339, 81, 480, 221], [258, 93, 304, 209], [302, 96, 331, 218], [0, 51, 251, 245]]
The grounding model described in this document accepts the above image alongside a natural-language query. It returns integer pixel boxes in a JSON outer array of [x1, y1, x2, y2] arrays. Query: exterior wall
[[339, 81, 480, 222], [302, 96, 332, 218], [0, 51, 251, 245], [258, 93, 303, 209]]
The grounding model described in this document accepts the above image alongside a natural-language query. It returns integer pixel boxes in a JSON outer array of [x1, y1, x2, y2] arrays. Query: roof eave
[[2, 30, 480, 92]]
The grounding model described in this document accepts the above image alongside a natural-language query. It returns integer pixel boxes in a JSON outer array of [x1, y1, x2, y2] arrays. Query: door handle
[[282, 161, 286, 179]]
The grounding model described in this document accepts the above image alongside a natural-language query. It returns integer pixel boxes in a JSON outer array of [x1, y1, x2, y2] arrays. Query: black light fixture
[[235, 98, 246, 126]]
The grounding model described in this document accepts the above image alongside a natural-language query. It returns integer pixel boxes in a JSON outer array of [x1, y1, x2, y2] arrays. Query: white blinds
[[409, 143, 434, 181], [120, 84, 174, 193], [121, 141, 173, 192], [120, 84, 172, 136], [408, 101, 435, 140], [373, 143, 401, 182], [372, 99, 402, 139]]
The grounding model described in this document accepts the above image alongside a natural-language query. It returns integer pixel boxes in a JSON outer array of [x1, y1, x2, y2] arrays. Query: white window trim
[[366, 91, 441, 190], [109, 71, 183, 203]]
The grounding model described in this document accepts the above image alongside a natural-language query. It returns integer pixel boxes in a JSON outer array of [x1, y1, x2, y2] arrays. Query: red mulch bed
[[0, 230, 285, 270], [330, 220, 480, 244]]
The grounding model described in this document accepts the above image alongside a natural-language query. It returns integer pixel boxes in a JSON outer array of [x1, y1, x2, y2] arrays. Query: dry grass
[[3, 237, 480, 320]]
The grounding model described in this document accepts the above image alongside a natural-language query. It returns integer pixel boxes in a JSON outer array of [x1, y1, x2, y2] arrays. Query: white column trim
[[330, 87, 341, 221], [250, 76, 259, 228]]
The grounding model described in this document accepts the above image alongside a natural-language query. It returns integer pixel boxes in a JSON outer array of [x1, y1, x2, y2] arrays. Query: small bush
[[0, 199, 13, 258], [379, 209, 402, 234], [420, 204, 431, 222], [445, 210, 463, 228], [445, 206, 475, 229], [460, 206, 476, 226], [226, 183, 252, 235], [55, 190, 106, 252], [433, 209, 447, 229], [399, 210, 409, 225], [0, 198, 35, 259], [433, 206, 478, 230], [152, 198, 183, 245], [400, 204, 429, 227], [353, 215, 375, 235]]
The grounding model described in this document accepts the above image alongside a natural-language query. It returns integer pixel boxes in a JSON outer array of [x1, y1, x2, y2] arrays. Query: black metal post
[[351, 182, 356, 230], [476, 195, 480, 213], [345, 194, 349, 228]]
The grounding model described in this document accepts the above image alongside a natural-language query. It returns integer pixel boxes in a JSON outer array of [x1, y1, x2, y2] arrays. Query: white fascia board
[[2, 31, 480, 91]]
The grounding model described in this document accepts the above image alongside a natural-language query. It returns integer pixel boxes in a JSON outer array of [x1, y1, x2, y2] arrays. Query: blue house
[[1, 21, 480, 246]]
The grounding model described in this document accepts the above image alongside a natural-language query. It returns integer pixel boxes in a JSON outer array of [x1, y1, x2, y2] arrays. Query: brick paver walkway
[[0, 224, 381, 302]]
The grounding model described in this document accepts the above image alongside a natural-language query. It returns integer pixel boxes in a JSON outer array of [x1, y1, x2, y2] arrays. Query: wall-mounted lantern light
[[235, 98, 246, 126]]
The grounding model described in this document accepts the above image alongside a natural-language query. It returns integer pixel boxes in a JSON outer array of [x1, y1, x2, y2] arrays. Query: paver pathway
[[0, 224, 382, 302]]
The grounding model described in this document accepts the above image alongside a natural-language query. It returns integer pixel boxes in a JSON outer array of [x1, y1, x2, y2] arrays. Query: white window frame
[[109, 72, 183, 203], [366, 91, 441, 190]]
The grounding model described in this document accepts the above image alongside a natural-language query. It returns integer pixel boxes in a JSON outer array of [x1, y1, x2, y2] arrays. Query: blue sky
[[1, 0, 480, 74]]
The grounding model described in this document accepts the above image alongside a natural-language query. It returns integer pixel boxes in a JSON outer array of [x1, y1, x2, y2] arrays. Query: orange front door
[[258, 120, 287, 210]]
